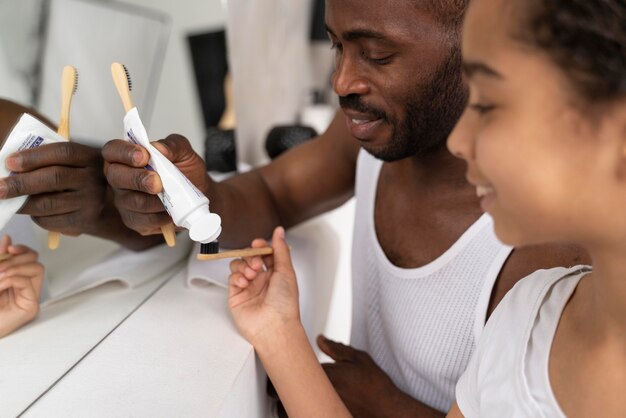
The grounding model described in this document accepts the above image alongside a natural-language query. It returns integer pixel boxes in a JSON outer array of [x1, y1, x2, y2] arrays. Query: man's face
[[326, 0, 468, 161]]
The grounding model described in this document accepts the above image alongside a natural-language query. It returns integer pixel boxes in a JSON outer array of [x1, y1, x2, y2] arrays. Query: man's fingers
[[152, 134, 196, 163], [105, 163, 162, 194], [101, 139, 150, 167], [6, 142, 100, 172], [112, 190, 166, 213], [316, 335, 357, 362], [20, 191, 91, 217], [0, 166, 85, 199], [117, 210, 172, 236]]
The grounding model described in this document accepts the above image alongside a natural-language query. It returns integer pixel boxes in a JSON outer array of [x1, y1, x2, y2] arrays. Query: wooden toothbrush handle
[[161, 223, 176, 247], [48, 231, 62, 250]]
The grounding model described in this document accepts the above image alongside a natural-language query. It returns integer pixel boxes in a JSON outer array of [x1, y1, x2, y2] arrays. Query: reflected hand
[[318, 335, 405, 418], [228, 227, 301, 346], [0, 235, 44, 338], [0, 142, 107, 236], [102, 134, 212, 236]]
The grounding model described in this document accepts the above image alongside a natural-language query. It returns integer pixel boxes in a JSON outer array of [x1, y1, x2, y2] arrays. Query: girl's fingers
[[0, 252, 39, 272], [0, 275, 35, 295], [0, 263, 44, 281], [230, 258, 261, 279], [8, 245, 35, 256], [228, 272, 249, 291], [251, 238, 268, 248], [0, 235, 10, 254], [270, 227, 294, 275]]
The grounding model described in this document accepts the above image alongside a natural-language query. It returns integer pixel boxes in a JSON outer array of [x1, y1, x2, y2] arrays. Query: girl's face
[[447, 0, 626, 247]]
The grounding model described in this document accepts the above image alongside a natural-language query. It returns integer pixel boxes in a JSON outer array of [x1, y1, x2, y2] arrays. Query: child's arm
[[228, 226, 352, 418], [0, 235, 44, 338]]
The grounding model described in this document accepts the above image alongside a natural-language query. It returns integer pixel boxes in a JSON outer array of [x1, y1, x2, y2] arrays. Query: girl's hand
[[228, 227, 301, 348], [0, 235, 44, 338]]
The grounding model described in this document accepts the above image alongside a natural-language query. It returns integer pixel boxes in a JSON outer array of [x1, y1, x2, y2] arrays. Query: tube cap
[[184, 207, 222, 244]]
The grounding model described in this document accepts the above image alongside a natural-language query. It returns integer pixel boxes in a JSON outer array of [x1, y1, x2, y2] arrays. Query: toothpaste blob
[[122, 108, 222, 244], [0, 114, 65, 230]]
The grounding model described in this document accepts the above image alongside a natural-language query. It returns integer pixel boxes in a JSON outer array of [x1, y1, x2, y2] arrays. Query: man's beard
[[340, 46, 468, 162]]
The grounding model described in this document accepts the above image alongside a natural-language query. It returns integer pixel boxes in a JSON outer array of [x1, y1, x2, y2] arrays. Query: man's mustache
[[339, 94, 386, 120]]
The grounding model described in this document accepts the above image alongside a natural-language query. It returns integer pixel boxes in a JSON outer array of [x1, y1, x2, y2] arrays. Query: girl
[[0, 234, 44, 338], [446, 0, 626, 416]]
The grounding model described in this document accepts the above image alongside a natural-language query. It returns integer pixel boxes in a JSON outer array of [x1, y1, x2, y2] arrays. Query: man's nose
[[331, 55, 369, 97]]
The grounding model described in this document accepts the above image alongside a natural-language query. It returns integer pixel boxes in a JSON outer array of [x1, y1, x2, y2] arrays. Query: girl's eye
[[469, 103, 496, 115]]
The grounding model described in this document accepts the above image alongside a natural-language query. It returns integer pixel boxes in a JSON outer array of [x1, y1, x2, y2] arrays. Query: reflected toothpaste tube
[[123, 107, 222, 244]]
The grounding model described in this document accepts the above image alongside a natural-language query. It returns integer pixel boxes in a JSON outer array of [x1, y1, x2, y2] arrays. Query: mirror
[[0, 0, 188, 414]]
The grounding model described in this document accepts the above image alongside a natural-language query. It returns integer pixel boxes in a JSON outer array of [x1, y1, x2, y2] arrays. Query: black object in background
[[205, 127, 237, 172], [187, 30, 228, 129], [265, 125, 318, 160], [310, 0, 326, 41]]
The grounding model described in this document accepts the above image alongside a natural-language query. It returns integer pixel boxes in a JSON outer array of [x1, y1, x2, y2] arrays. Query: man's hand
[[102, 134, 212, 236], [0, 142, 107, 236], [317, 335, 445, 418]]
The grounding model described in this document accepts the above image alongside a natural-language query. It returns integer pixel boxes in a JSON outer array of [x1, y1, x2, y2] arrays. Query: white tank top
[[351, 150, 513, 412]]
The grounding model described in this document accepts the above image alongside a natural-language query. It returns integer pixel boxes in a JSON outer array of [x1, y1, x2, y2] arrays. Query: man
[[5, 1, 586, 416]]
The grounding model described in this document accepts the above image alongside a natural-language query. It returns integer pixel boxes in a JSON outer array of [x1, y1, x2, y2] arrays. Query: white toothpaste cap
[[182, 206, 222, 244]]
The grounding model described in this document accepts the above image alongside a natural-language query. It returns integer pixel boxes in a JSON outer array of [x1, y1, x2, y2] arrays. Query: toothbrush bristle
[[122, 64, 132, 91], [73, 70, 79, 94]]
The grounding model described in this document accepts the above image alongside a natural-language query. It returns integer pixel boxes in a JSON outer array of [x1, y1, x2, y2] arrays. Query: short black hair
[[512, 0, 626, 104], [419, 0, 470, 30]]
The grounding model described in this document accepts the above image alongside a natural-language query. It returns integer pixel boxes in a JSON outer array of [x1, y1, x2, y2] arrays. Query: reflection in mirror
[[0, 0, 178, 415]]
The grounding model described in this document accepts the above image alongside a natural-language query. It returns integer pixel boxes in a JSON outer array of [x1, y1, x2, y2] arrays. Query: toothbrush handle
[[48, 231, 61, 250], [161, 223, 176, 247]]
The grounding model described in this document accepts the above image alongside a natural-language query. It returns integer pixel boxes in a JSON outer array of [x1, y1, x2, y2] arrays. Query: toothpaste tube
[[123, 107, 222, 244]]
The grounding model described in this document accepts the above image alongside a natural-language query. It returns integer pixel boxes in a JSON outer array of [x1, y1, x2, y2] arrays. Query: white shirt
[[456, 265, 592, 417], [351, 150, 513, 412]]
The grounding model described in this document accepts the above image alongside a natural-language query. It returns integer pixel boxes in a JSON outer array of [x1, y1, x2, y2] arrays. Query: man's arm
[[102, 110, 360, 248]]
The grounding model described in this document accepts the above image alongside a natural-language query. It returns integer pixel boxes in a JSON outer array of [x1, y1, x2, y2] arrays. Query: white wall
[[124, 0, 227, 154]]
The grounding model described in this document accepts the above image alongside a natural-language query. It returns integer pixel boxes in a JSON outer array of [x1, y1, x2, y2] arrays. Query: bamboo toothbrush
[[111, 62, 177, 247], [48, 65, 78, 250], [196, 246, 274, 261]]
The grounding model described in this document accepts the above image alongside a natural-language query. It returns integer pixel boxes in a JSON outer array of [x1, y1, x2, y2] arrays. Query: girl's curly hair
[[514, 0, 626, 103]]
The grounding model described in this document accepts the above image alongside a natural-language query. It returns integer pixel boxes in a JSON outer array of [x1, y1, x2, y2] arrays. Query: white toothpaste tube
[[0, 114, 65, 230], [123, 107, 222, 244]]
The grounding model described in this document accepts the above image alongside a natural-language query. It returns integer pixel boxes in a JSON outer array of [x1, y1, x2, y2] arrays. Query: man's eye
[[370, 55, 393, 65], [469, 103, 496, 115], [363, 51, 395, 65]]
